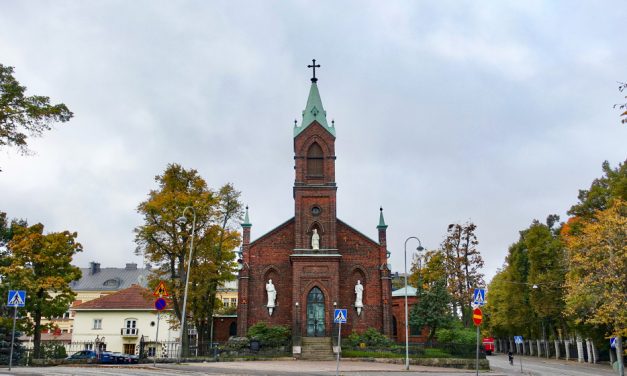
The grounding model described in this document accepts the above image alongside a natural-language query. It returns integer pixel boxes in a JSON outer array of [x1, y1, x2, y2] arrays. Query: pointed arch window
[[307, 143, 324, 177]]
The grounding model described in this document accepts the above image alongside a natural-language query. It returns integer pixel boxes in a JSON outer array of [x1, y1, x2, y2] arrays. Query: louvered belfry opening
[[307, 142, 324, 177]]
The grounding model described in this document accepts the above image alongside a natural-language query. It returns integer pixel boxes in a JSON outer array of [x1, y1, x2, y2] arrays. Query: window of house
[[123, 318, 138, 335], [306, 143, 324, 177], [93, 319, 102, 329], [223, 298, 230, 307], [231, 298, 237, 307], [148, 347, 156, 357]]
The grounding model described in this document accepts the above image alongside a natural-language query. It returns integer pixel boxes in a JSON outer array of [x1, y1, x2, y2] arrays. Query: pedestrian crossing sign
[[472, 288, 486, 306], [514, 336, 523, 344], [334, 309, 347, 323], [7, 290, 26, 307], [610, 337, 616, 349]]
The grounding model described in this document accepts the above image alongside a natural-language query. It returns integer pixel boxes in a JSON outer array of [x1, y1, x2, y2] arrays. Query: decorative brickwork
[[237, 80, 391, 340]]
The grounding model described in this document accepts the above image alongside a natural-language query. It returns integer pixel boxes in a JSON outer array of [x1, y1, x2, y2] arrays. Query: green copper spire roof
[[377, 207, 388, 229], [294, 69, 336, 137], [241, 206, 251, 228]]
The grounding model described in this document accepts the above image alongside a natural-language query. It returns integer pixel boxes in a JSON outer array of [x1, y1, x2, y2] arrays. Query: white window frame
[[93, 319, 102, 329]]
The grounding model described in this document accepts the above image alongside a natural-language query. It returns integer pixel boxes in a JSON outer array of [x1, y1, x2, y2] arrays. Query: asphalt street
[[0, 356, 620, 375]]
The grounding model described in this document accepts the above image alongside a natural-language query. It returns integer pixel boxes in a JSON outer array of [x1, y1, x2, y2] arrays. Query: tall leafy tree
[[525, 218, 566, 341], [441, 222, 484, 327], [0, 64, 73, 170], [409, 278, 453, 342], [562, 199, 626, 339], [486, 240, 534, 338], [567, 159, 627, 220], [1, 223, 82, 358], [134, 163, 243, 355]]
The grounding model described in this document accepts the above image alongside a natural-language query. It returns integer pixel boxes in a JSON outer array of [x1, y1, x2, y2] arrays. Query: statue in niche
[[266, 279, 276, 315], [311, 228, 320, 250], [355, 280, 364, 316]]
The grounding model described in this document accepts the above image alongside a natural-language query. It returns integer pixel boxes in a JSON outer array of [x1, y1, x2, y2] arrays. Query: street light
[[404, 236, 424, 371], [177, 206, 196, 362]]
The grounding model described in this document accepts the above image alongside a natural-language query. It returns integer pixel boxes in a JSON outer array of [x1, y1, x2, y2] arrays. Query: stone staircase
[[301, 337, 334, 360]]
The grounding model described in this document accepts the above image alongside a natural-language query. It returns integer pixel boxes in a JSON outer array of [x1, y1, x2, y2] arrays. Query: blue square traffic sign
[[473, 288, 486, 306], [7, 290, 26, 307], [334, 309, 347, 323]]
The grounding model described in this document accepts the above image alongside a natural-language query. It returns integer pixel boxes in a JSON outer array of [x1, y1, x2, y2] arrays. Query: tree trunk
[[576, 335, 584, 363]]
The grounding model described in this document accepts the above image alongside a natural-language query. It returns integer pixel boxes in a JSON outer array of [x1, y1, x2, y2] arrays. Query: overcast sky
[[1, 1, 625, 282]]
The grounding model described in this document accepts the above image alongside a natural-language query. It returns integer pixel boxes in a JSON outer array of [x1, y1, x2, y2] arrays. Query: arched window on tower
[[307, 143, 324, 177]]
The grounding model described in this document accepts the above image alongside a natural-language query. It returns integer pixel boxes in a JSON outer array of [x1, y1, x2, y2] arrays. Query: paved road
[[489, 353, 616, 376], [2, 360, 493, 376], [0, 356, 618, 375]]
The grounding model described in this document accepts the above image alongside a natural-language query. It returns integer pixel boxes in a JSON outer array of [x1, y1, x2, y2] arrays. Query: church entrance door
[[306, 287, 325, 336]]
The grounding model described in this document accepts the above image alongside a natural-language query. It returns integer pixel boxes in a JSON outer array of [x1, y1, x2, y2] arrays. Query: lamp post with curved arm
[[178, 206, 196, 362], [404, 236, 424, 370]]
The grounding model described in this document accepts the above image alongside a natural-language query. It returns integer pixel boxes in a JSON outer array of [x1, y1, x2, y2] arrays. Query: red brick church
[[237, 62, 392, 350]]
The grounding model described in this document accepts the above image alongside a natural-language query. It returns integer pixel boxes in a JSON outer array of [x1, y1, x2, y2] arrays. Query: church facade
[[237, 67, 392, 346]]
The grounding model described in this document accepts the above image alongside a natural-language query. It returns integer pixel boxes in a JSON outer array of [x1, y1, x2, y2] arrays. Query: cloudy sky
[[1, 1, 625, 282]]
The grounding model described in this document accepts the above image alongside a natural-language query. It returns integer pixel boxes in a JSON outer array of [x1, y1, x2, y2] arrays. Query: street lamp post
[[404, 236, 424, 371], [178, 206, 196, 362]]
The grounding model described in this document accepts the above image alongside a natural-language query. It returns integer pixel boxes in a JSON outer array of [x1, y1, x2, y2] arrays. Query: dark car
[[67, 350, 99, 363]]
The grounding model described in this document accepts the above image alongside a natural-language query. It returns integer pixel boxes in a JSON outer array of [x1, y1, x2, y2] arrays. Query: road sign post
[[334, 309, 347, 376], [7, 290, 26, 371], [473, 307, 482, 376], [515, 336, 524, 372], [153, 282, 167, 368]]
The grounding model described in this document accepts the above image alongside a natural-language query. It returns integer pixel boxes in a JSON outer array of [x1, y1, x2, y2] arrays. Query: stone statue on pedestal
[[266, 279, 276, 315], [311, 229, 320, 250], [355, 280, 364, 316]]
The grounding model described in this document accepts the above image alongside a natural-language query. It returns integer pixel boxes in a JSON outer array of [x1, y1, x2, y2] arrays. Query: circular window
[[311, 206, 321, 216]]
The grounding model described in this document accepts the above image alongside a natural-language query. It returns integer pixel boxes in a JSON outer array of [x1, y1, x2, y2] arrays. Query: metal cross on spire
[[307, 59, 320, 83]]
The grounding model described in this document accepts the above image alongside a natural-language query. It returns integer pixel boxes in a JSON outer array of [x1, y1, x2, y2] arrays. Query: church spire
[[377, 206, 388, 229], [241, 206, 251, 228], [294, 59, 336, 137]]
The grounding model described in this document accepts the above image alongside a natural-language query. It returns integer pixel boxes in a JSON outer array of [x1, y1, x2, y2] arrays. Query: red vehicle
[[483, 337, 495, 355]]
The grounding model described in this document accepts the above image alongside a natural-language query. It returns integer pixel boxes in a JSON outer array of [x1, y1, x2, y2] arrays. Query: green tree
[[1, 223, 82, 359], [525, 218, 566, 341], [567, 159, 627, 220], [441, 222, 484, 327], [562, 199, 626, 339], [409, 278, 453, 342], [134, 163, 243, 355], [485, 240, 534, 338], [0, 64, 73, 170]]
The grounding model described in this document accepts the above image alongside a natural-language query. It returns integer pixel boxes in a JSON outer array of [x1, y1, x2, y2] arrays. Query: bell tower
[[293, 59, 337, 251]]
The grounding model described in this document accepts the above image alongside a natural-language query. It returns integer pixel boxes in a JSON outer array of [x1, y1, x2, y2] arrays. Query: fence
[[495, 338, 611, 363]]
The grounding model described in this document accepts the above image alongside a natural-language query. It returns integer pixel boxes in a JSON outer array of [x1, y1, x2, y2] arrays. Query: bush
[[40, 342, 67, 359], [346, 328, 393, 348], [247, 323, 290, 347], [223, 336, 250, 351], [435, 321, 476, 345]]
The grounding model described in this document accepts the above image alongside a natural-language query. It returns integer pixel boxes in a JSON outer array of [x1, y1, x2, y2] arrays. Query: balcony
[[120, 327, 139, 337]]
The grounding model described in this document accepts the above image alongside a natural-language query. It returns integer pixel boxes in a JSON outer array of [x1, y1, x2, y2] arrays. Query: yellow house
[[44, 262, 151, 335], [71, 284, 175, 356]]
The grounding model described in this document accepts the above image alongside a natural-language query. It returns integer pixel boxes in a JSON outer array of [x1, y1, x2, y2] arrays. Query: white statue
[[266, 279, 276, 315], [312, 229, 320, 250], [355, 280, 364, 315]]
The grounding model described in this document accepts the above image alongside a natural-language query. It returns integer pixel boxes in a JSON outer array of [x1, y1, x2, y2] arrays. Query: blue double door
[[306, 287, 325, 337]]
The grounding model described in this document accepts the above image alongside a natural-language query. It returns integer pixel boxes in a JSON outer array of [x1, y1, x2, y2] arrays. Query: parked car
[[67, 350, 98, 361]]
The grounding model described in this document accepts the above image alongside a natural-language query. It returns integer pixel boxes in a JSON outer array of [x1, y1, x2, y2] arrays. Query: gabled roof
[[70, 265, 151, 291], [72, 285, 155, 310]]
